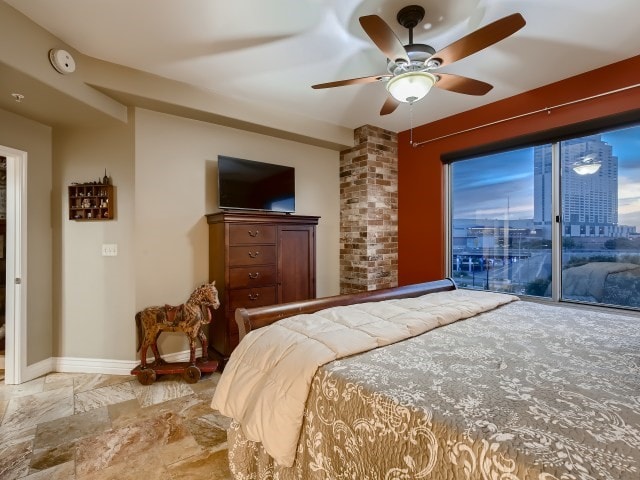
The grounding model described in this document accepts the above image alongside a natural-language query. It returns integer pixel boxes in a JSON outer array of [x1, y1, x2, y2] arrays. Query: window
[[449, 124, 640, 309], [450, 146, 552, 297]]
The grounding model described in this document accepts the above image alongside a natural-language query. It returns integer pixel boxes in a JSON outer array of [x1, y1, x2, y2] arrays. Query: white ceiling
[[5, 0, 640, 133]]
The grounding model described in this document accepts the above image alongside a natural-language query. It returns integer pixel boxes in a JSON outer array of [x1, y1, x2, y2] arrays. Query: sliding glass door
[[559, 127, 640, 307], [450, 146, 552, 297], [449, 123, 640, 309]]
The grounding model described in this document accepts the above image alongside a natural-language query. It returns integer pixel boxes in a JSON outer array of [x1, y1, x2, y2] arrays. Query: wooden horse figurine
[[135, 282, 220, 371]]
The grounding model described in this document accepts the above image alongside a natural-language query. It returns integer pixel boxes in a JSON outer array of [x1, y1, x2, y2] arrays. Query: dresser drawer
[[229, 286, 277, 311], [229, 245, 276, 266], [229, 265, 277, 289], [229, 224, 276, 245]]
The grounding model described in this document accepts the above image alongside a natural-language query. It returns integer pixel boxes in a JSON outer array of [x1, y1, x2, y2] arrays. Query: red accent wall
[[398, 55, 640, 285]]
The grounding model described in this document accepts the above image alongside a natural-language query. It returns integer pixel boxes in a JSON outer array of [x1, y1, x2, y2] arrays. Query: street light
[[485, 261, 490, 290]]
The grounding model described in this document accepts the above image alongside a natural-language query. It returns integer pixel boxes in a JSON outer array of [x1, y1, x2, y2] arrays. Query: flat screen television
[[217, 155, 295, 213]]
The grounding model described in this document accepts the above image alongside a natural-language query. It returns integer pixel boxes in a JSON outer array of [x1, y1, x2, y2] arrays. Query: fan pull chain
[[410, 102, 414, 146]]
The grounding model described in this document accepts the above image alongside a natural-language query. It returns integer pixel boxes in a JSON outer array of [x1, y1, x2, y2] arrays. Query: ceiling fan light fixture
[[386, 71, 436, 103]]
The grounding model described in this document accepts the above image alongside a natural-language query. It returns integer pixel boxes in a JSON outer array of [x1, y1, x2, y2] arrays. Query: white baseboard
[[54, 357, 138, 376], [55, 349, 194, 375], [24, 357, 55, 382], [19, 350, 194, 381]]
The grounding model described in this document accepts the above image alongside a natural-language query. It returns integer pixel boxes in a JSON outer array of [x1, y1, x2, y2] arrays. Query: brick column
[[340, 125, 398, 294]]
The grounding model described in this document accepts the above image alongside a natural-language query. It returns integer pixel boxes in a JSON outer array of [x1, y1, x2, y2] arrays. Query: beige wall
[[49, 106, 340, 362], [0, 108, 53, 365], [2, 101, 340, 368], [52, 114, 136, 360], [134, 108, 340, 355]]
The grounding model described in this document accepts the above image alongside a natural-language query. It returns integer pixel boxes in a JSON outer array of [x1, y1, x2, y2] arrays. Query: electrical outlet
[[102, 244, 118, 256]]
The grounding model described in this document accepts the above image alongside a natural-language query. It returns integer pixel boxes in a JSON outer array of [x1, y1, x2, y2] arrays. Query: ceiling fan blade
[[380, 96, 400, 115], [429, 13, 526, 68], [312, 74, 390, 89], [435, 73, 493, 95], [359, 15, 410, 64]]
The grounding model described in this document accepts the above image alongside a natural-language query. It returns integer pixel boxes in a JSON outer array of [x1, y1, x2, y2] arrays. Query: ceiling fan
[[312, 5, 526, 115]]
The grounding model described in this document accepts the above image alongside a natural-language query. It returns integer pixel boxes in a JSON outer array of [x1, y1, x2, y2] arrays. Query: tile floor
[[0, 370, 232, 479]]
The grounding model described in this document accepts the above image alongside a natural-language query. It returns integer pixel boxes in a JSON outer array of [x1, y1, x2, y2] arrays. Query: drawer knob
[[248, 293, 260, 301], [248, 251, 260, 258], [248, 272, 260, 279], [248, 230, 259, 237]]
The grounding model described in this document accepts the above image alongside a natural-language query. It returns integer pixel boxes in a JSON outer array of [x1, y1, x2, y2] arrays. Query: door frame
[[1, 145, 27, 384]]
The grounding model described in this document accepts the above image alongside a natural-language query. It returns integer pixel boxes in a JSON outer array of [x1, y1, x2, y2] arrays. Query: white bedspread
[[211, 288, 518, 467]]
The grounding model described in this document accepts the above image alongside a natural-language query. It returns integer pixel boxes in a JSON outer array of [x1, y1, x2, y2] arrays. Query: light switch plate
[[102, 244, 118, 256]]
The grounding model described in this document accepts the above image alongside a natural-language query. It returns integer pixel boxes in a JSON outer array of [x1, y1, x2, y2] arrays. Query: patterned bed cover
[[225, 299, 640, 479]]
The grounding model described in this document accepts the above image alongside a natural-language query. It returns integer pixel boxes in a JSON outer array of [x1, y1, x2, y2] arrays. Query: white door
[[0, 145, 27, 385]]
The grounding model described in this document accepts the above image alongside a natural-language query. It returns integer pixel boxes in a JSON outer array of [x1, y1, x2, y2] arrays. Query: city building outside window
[[449, 124, 640, 309]]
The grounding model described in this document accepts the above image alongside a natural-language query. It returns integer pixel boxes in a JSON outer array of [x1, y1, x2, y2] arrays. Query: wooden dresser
[[206, 211, 319, 358]]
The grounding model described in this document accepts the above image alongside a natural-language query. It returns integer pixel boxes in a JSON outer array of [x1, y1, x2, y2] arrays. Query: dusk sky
[[451, 148, 533, 220], [603, 126, 640, 229], [451, 125, 640, 229]]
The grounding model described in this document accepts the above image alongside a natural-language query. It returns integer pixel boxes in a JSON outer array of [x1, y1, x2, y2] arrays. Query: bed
[[211, 279, 640, 480]]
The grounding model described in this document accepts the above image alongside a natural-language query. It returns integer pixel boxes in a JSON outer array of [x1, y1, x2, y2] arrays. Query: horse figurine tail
[[135, 311, 142, 352]]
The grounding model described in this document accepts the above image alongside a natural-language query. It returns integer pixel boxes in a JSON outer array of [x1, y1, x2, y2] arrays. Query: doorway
[[0, 155, 5, 377], [0, 146, 27, 384]]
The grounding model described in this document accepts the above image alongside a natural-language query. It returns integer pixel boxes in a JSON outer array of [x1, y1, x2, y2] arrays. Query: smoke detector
[[48, 48, 76, 74]]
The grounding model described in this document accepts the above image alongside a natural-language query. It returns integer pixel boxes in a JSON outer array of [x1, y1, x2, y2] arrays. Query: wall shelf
[[68, 183, 114, 221]]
